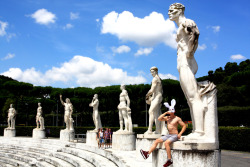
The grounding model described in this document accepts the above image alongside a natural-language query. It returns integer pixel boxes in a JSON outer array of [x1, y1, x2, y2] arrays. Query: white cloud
[[96, 19, 100, 22], [111, 45, 131, 54], [0, 20, 8, 36], [212, 26, 220, 33], [31, 9, 56, 25], [230, 54, 246, 60], [101, 11, 177, 48], [1, 55, 146, 88], [198, 44, 207, 50], [2, 53, 15, 60], [63, 23, 73, 30], [70, 12, 79, 20], [159, 73, 178, 80], [135, 48, 153, 57]]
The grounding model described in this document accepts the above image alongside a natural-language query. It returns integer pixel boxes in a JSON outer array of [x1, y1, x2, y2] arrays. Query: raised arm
[[59, 95, 65, 106], [177, 118, 186, 139], [158, 111, 171, 121]]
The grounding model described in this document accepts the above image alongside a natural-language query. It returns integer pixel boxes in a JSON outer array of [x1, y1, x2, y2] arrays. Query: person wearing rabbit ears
[[140, 99, 186, 167]]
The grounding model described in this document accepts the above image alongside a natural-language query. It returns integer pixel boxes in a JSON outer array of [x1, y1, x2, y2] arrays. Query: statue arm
[[124, 90, 131, 110], [182, 20, 199, 56], [70, 105, 73, 117], [146, 77, 157, 96], [92, 99, 98, 107], [60, 95, 65, 106]]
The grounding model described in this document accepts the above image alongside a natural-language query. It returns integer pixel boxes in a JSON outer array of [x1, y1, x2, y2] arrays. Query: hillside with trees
[[0, 59, 249, 127]]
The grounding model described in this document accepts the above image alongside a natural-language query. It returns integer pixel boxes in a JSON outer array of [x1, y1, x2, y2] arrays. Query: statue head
[[120, 84, 126, 90], [94, 94, 98, 99], [168, 3, 185, 21], [150, 66, 158, 77], [38, 103, 41, 107], [66, 98, 71, 103], [10, 104, 13, 108]]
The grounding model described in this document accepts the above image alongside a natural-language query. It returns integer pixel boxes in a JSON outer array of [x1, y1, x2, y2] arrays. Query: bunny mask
[[164, 99, 176, 113]]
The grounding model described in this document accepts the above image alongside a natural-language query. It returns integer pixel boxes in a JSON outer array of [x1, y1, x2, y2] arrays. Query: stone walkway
[[221, 150, 250, 167]]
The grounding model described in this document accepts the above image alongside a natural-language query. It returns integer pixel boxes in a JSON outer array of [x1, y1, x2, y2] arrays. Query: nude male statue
[[117, 84, 132, 132], [36, 103, 45, 130], [168, 3, 205, 138], [89, 94, 102, 131], [7, 104, 16, 129], [145, 67, 163, 134], [60, 95, 74, 131]]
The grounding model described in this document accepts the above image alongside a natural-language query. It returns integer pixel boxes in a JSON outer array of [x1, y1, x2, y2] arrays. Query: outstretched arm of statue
[[60, 94, 65, 106]]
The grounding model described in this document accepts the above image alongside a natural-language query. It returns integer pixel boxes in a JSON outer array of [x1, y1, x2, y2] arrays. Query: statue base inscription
[[4, 128, 16, 137], [60, 129, 74, 141], [136, 134, 161, 162], [86, 130, 98, 147], [112, 132, 135, 151], [32, 129, 46, 139]]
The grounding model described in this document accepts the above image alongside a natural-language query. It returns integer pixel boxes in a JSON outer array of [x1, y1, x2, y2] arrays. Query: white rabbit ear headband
[[164, 99, 176, 113]]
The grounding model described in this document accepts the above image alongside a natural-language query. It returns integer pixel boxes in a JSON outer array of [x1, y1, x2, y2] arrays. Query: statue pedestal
[[152, 140, 220, 167], [4, 128, 16, 137], [112, 132, 136, 151], [32, 129, 46, 139], [86, 130, 98, 147], [136, 134, 161, 162], [60, 129, 75, 141]]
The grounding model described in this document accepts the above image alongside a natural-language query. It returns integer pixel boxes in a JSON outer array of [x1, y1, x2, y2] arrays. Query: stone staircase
[[0, 137, 124, 167]]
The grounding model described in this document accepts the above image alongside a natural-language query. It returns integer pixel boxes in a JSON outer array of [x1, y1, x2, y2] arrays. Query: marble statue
[[60, 95, 74, 131], [117, 84, 133, 133], [89, 94, 102, 131], [145, 67, 167, 135], [7, 104, 16, 129], [36, 103, 45, 130], [168, 3, 218, 141]]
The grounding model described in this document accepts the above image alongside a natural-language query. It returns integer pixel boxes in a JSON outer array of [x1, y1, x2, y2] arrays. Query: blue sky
[[0, 0, 249, 88]]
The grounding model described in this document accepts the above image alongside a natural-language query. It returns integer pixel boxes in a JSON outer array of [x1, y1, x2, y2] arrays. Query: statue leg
[[145, 105, 154, 134], [94, 111, 99, 130], [153, 101, 161, 134], [40, 117, 44, 130], [64, 115, 69, 130], [7, 117, 10, 129], [93, 112, 97, 130], [180, 67, 204, 137], [127, 111, 133, 132], [122, 109, 128, 131], [118, 110, 123, 131], [12, 118, 15, 129]]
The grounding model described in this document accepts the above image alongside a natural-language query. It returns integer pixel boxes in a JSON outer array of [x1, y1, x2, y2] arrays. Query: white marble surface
[[86, 130, 98, 147], [112, 133, 135, 151], [168, 2, 219, 142], [153, 148, 221, 167], [89, 94, 102, 131], [32, 129, 46, 139], [60, 129, 74, 141], [4, 128, 16, 137]]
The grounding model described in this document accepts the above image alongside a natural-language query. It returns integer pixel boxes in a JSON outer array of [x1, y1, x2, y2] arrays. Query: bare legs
[[179, 66, 205, 136]]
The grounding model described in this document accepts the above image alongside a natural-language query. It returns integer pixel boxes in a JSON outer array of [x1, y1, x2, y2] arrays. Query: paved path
[[221, 150, 250, 167]]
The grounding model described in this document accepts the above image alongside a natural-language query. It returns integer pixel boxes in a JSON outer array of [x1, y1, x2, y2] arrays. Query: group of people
[[96, 128, 113, 149]]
